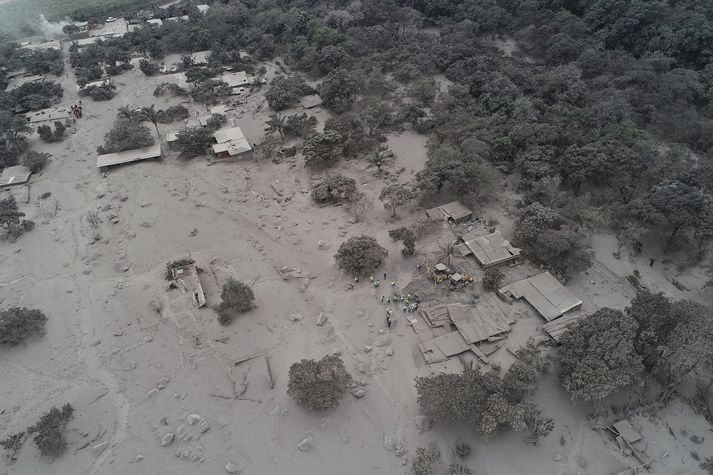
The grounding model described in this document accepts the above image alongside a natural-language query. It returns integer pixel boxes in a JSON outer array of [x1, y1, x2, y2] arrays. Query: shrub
[[482, 268, 504, 291], [216, 278, 255, 325], [153, 82, 189, 97], [412, 446, 440, 475], [311, 174, 356, 204], [0, 307, 48, 345], [447, 464, 473, 475], [0, 432, 25, 464], [205, 113, 226, 130], [82, 83, 116, 101], [157, 105, 189, 123], [287, 355, 352, 409], [139, 59, 159, 76], [334, 235, 388, 275], [22, 151, 50, 173], [389, 227, 416, 256], [454, 441, 471, 458], [27, 404, 74, 458], [0, 197, 35, 242]]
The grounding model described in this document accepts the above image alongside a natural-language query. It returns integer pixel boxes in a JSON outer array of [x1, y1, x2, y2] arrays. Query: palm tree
[[264, 112, 286, 140], [139, 104, 160, 138]]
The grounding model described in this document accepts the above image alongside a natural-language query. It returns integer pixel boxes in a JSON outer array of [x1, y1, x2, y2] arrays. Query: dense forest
[[3, 0, 713, 280]]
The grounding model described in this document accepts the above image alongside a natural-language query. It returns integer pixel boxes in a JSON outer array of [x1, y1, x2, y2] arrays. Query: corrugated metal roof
[[499, 272, 582, 321], [0, 166, 31, 187], [213, 126, 246, 144], [96, 143, 161, 168]]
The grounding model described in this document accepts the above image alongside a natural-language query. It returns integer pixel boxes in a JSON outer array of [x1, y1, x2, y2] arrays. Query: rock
[[357, 362, 367, 373], [332, 348, 343, 355], [118, 193, 129, 202], [290, 313, 303, 322], [160, 433, 174, 447], [158, 377, 170, 385], [363, 345, 373, 353], [135, 454, 143, 462], [317, 240, 331, 250], [316, 313, 328, 326], [146, 388, 160, 399], [187, 414, 202, 425], [386, 348, 393, 356], [553, 453, 563, 462], [374, 335, 391, 347], [140, 221, 153, 228], [359, 379, 367, 386], [92, 441, 108, 455], [139, 201, 151, 207], [351, 388, 366, 398], [347, 216, 357, 224], [414, 415, 430, 432], [189, 228, 198, 237], [298, 436, 315, 452], [225, 462, 242, 474]]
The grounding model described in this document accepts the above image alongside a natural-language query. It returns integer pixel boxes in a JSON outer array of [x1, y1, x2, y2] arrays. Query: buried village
[[1, 1, 713, 475]]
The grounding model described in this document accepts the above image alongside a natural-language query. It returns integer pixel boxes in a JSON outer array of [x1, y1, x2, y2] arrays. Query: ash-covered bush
[[0, 307, 47, 345], [216, 278, 255, 324], [27, 404, 74, 458], [287, 355, 352, 410]]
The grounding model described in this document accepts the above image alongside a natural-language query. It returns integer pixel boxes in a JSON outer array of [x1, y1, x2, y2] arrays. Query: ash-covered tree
[[558, 308, 642, 402], [334, 235, 388, 275], [415, 365, 550, 440], [482, 268, 504, 291], [37, 121, 65, 143], [318, 68, 360, 112], [614, 221, 647, 258], [191, 80, 231, 104], [389, 226, 416, 256], [379, 183, 416, 217], [303, 131, 343, 168], [27, 404, 74, 458], [311, 174, 356, 204], [0, 307, 47, 345], [98, 118, 154, 154], [22, 151, 50, 173], [283, 113, 317, 138], [0, 196, 34, 242], [287, 355, 353, 410], [216, 278, 255, 325], [627, 292, 713, 400], [518, 403, 554, 446], [175, 127, 215, 156], [635, 180, 708, 251], [514, 202, 555, 245], [0, 111, 31, 168], [265, 75, 312, 110], [527, 229, 593, 281], [139, 59, 159, 76]]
